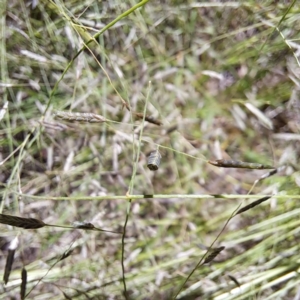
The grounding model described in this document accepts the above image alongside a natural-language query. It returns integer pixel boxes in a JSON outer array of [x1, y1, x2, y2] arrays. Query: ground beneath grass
[[1, 1, 300, 299]]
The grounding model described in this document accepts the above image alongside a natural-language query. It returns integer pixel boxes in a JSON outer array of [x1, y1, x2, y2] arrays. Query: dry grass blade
[[0, 214, 46, 229], [20, 268, 27, 300], [54, 111, 107, 123], [236, 196, 271, 215], [203, 246, 225, 264], [244, 102, 273, 130], [0, 101, 8, 121], [208, 159, 275, 169]]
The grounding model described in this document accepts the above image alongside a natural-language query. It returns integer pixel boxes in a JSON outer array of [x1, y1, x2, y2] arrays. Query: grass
[[1, 0, 300, 299]]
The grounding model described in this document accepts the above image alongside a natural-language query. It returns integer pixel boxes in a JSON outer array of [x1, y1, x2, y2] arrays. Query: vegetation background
[[0, 0, 300, 299]]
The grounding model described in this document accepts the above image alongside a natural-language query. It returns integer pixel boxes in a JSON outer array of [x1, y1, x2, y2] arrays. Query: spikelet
[[228, 275, 240, 287], [0, 214, 45, 229], [4, 236, 18, 284], [20, 268, 27, 299], [54, 111, 106, 123], [73, 221, 122, 234], [203, 246, 225, 264], [208, 159, 275, 169], [236, 196, 271, 215], [73, 221, 95, 230]]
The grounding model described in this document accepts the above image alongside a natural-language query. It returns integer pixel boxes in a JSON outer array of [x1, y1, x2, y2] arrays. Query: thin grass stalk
[[19, 0, 52, 100], [1, 133, 31, 213], [174, 196, 271, 296], [246, 168, 279, 195], [17, 193, 299, 202], [0, 213, 120, 233], [25, 242, 75, 298], [173, 204, 241, 299], [84, 42, 129, 109], [257, 0, 298, 63], [75, 42, 161, 126], [145, 142, 208, 162], [42, 0, 150, 117], [121, 81, 152, 299], [276, 26, 300, 67]]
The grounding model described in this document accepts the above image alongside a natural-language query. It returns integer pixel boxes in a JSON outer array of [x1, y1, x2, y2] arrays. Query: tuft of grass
[[1, 0, 300, 299]]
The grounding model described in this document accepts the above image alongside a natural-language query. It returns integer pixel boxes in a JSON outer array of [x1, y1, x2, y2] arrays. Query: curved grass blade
[[208, 159, 275, 169], [121, 81, 152, 299]]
